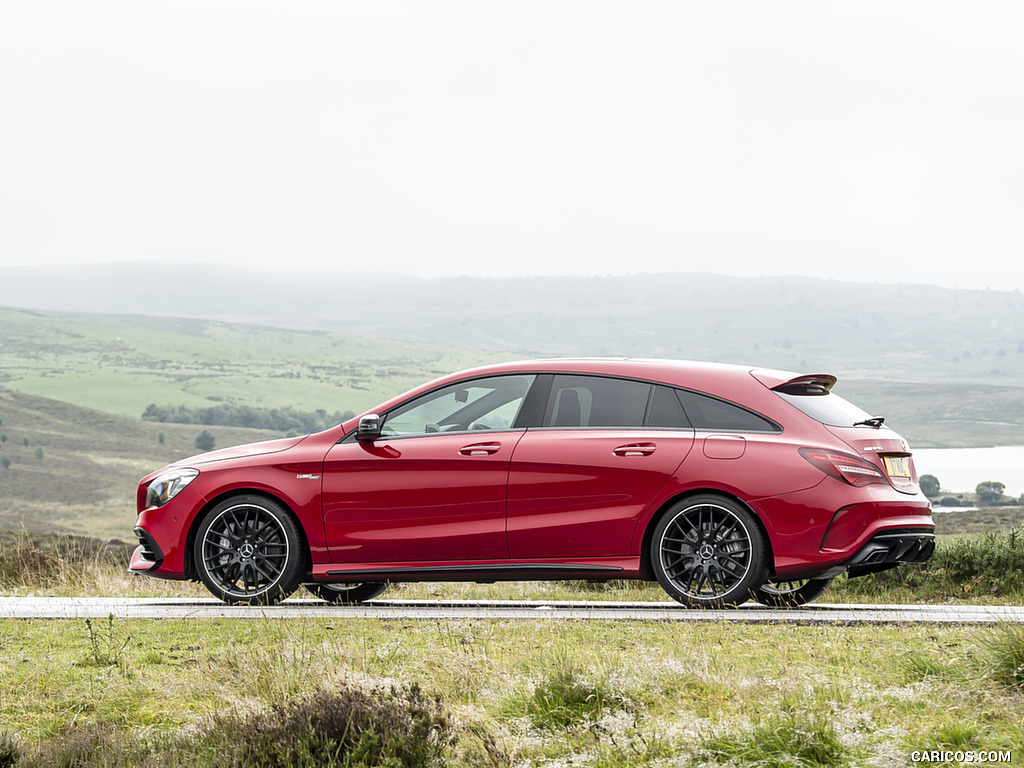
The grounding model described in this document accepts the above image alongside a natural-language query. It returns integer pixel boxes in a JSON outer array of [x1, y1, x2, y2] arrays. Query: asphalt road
[[1, 597, 1022, 623]]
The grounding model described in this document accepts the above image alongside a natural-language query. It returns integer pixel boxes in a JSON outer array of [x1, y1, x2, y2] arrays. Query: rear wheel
[[753, 577, 832, 607], [305, 582, 388, 604], [651, 495, 767, 608], [194, 495, 304, 605]]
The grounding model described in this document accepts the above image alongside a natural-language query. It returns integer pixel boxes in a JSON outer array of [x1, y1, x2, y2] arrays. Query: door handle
[[613, 443, 656, 457], [460, 442, 501, 456]]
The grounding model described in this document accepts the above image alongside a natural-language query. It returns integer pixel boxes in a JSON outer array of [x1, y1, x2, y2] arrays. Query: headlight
[[146, 468, 199, 508]]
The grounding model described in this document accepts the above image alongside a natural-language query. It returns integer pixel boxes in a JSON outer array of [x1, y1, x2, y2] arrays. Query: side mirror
[[356, 414, 382, 441]]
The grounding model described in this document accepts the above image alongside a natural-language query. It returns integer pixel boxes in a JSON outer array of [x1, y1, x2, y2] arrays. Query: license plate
[[883, 456, 912, 478]]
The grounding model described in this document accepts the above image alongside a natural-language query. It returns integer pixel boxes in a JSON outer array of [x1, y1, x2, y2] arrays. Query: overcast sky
[[2, 2, 1022, 290]]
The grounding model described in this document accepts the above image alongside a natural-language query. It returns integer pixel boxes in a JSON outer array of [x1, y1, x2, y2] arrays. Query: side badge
[[296, 474, 321, 480]]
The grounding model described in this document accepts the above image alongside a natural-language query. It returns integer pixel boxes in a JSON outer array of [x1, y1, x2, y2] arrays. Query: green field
[[0, 307, 515, 420]]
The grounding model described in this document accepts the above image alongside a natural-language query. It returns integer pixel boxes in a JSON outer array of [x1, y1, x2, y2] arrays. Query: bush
[[0, 685, 456, 768], [0, 732, 20, 768], [194, 430, 215, 452], [202, 684, 455, 768]]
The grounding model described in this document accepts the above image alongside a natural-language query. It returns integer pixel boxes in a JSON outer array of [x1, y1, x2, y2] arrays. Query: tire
[[651, 495, 768, 608], [194, 495, 304, 605], [753, 577, 832, 607], [305, 582, 388, 604]]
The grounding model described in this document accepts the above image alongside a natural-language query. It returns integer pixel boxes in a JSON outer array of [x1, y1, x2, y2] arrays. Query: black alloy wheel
[[753, 577, 833, 607], [195, 495, 304, 605], [304, 582, 388, 604], [651, 495, 767, 608]]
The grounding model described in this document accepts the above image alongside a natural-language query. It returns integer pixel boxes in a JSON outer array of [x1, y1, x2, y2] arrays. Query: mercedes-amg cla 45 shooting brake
[[131, 359, 935, 608]]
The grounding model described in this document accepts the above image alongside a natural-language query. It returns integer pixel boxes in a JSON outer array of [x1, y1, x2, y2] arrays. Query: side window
[[676, 389, 779, 433], [647, 386, 692, 428], [543, 375, 650, 428], [381, 375, 535, 437]]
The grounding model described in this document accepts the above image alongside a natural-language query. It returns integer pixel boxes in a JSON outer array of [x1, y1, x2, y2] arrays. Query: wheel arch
[[183, 488, 312, 581], [638, 490, 776, 581]]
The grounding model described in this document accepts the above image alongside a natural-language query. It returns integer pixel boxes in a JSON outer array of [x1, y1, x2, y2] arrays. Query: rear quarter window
[[676, 389, 779, 433]]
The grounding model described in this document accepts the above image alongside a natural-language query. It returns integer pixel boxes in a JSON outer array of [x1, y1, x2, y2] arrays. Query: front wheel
[[651, 495, 768, 608], [194, 495, 304, 605], [753, 577, 832, 607], [305, 582, 388, 604]]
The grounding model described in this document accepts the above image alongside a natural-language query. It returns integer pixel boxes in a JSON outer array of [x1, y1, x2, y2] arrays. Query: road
[[1, 597, 1022, 623]]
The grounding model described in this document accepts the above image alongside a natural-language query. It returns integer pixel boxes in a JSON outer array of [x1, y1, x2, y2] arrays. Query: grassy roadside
[[0, 618, 1021, 766], [1, 531, 1023, 765]]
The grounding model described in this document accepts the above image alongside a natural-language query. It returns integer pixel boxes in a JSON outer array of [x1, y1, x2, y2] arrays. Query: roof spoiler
[[771, 374, 838, 396]]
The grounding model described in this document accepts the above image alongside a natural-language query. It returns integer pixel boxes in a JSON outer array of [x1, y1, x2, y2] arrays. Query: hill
[[0, 389, 281, 539], [0, 306, 515, 420], [2, 265, 1024, 386], [3, 305, 1024, 448]]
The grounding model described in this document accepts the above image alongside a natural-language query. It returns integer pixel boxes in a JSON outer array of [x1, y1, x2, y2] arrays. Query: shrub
[[194, 430, 215, 452], [202, 684, 455, 768], [0, 732, 20, 768]]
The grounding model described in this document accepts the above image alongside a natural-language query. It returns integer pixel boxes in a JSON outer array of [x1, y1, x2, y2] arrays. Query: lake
[[913, 445, 1024, 497]]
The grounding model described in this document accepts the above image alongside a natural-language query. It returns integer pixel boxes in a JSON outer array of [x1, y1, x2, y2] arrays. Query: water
[[913, 445, 1024, 497]]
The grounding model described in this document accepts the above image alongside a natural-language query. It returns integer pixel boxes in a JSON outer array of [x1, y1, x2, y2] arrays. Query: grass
[[1, 533, 1024, 765], [0, 619, 1022, 766]]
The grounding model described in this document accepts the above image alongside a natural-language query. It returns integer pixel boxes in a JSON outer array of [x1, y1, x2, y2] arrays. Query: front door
[[321, 374, 535, 564]]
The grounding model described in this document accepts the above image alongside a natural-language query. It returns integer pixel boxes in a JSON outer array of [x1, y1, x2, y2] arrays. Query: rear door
[[506, 376, 695, 558]]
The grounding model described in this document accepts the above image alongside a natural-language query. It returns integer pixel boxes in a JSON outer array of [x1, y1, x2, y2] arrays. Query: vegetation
[[832, 525, 1024, 603], [4, 305, 1024, 448], [193, 430, 215, 452], [0, 617, 1021, 766], [0, 307, 513, 421], [0, 389, 282, 539], [142, 402, 356, 435]]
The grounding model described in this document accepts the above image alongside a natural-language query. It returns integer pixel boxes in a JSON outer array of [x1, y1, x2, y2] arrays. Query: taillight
[[799, 447, 888, 487]]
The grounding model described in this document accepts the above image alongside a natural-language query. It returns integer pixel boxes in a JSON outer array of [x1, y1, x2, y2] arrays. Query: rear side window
[[544, 375, 651, 427], [647, 386, 692, 428], [775, 391, 872, 427], [676, 389, 779, 433]]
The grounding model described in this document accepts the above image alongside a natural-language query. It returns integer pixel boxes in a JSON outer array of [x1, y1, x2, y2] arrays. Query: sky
[[2, 2, 1023, 290]]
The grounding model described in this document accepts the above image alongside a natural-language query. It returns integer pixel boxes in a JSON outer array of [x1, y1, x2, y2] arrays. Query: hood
[[172, 435, 307, 467]]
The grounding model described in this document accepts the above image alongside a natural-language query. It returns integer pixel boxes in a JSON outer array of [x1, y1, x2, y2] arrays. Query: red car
[[131, 359, 934, 607]]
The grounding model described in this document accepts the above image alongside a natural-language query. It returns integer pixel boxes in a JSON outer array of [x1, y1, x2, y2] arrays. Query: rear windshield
[[775, 391, 873, 427]]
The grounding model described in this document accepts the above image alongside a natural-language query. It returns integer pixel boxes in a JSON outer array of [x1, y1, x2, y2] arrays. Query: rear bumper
[[845, 528, 936, 578]]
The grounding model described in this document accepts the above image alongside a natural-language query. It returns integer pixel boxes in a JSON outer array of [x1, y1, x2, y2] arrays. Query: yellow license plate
[[883, 456, 912, 478]]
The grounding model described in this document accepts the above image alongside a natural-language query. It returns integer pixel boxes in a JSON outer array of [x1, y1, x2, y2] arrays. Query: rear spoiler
[[771, 374, 837, 396]]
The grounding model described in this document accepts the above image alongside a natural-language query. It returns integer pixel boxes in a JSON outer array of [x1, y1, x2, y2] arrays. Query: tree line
[[142, 403, 356, 435], [920, 474, 1023, 507]]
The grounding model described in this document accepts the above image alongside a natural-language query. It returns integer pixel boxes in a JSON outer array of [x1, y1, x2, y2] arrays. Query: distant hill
[[2, 304, 1024, 449], [2, 264, 1023, 386], [0, 389, 280, 538]]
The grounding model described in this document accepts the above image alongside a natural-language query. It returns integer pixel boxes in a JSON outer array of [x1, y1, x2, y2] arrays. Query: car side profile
[[131, 359, 935, 607]]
